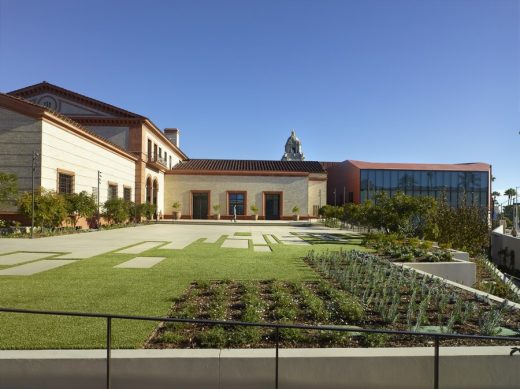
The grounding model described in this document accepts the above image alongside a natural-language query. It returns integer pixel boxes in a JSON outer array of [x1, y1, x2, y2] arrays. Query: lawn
[[0, 234, 365, 349]]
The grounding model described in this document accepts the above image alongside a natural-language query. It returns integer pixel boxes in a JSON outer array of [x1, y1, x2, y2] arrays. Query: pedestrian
[[233, 204, 237, 223]]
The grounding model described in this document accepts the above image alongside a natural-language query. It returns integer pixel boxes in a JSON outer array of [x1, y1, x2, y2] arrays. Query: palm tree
[[504, 188, 517, 206], [492, 191, 501, 198]]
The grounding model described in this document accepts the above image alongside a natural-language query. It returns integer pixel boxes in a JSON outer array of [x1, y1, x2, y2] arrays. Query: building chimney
[[164, 128, 180, 148]]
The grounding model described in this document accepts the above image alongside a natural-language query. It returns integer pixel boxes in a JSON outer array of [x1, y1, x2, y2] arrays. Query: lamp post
[[513, 187, 519, 237], [31, 151, 39, 239]]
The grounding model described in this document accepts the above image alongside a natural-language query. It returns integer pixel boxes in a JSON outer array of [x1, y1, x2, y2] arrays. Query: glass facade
[[360, 169, 489, 207]]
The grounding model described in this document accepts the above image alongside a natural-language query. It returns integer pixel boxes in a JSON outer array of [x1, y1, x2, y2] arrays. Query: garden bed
[[147, 256, 520, 349]]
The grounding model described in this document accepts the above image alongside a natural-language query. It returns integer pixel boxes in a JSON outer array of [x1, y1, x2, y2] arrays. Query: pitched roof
[[7, 81, 188, 160], [0, 93, 137, 161], [347, 160, 491, 172], [171, 159, 326, 174], [8, 81, 144, 119]]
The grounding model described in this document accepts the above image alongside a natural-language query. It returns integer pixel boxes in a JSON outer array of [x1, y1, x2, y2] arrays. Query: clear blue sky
[[0, 0, 518, 200]]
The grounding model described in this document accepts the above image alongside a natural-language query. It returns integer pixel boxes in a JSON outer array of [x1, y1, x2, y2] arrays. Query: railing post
[[275, 326, 279, 389], [434, 336, 439, 389], [107, 317, 112, 389]]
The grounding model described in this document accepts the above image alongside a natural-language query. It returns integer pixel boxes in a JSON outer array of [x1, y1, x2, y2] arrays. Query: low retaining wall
[[403, 258, 476, 286], [491, 225, 520, 274], [0, 347, 519, 389]]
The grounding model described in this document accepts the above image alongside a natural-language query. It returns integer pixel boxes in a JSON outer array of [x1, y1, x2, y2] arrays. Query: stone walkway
[[114, 257, 166, 269], [0, 224, 360, 276], [0, 260, 77, 276]]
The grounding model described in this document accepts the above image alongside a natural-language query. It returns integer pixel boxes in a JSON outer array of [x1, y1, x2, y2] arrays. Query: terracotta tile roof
[[171, 159, 326, 173], [347, 160, 491, 172], [0, 93, 137, 161]]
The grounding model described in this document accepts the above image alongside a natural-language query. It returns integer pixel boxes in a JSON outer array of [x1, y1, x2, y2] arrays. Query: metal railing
[[1, 307, 519, 389]]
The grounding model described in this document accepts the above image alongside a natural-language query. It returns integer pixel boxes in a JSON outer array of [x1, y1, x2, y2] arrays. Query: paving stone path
[[114, 257, 166, 269], [116, 242, 166, 254], [0, 252, 57, 266], [0, 224, 351, 275], [0, 260, 77, 276]]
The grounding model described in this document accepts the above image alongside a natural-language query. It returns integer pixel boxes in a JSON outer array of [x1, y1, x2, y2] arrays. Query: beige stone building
[[0, 82, 327, 222], [166, 160, 326, 220]]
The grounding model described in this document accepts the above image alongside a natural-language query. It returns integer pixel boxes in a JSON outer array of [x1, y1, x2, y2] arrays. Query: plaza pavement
[[0, 223, 353, 275]]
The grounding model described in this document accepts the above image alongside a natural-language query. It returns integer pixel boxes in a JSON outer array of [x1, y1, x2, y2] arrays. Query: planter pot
[[253, 214, 259, 221], [215, 214, 221, 220], [173, 211, 182, 220], [293, 215, 300, 221]]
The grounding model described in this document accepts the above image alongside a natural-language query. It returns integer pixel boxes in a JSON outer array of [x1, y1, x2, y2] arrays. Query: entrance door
[[192, 193, 209, 219], [265, 193, 281, 220]]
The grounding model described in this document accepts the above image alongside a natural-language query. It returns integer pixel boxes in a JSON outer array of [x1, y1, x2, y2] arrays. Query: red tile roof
[[171, 159, 326, 173], [347, 160, 491, 172]]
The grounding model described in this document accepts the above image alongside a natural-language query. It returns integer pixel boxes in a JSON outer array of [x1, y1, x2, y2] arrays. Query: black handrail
[[1, 306, 519, 389]]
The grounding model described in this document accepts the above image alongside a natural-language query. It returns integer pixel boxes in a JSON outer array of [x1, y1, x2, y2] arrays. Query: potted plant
[[250, 204, 259, 221], [213, 204, 221, 220], [172, 201, 181, 220], [292, 205, 300, 221]]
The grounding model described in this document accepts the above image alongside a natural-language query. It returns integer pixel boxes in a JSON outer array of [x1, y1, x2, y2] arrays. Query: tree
[[0, 172, 18, 206], [18, 188, 67, 230], [504, 188, 517, 206], [64, 191, 97, 227], [103, 198, 130, 224]]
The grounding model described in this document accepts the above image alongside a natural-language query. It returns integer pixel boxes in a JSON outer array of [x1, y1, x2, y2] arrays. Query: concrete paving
[[0, 252, 57, 266], [221, 239, 249, 249], [114, 257, 166, 269], [0, 260, 77, 276], [116, 242, 166, 254], [0, 224, 335, 260], [253, 246, 271, 252]]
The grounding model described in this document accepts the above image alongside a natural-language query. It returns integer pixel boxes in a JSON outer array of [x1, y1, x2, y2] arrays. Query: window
[[123, 187, 132, 202], [108, 183, 118, 200], [58, 172, 74, 194], [169, 156, 172, 169], [228, 192, 245, 215]]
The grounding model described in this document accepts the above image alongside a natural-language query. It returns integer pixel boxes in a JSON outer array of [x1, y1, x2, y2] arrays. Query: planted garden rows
[[147, 251, 520, 349]]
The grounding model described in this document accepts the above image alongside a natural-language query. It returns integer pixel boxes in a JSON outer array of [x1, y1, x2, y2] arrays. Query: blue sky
[[0, 0, 518, 200]]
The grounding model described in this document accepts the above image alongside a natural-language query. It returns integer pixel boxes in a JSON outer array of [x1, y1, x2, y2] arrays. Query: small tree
[[250, 204, 259, 215], [0, 172, 18, 206], [103, 198, 129, 224], [18, 188, 67, 230], [64, 191, 97, 228], [292, 205, 300, 215]]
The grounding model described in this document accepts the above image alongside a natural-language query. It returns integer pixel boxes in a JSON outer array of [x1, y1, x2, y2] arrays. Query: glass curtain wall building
[[360, 169, 489, 207]]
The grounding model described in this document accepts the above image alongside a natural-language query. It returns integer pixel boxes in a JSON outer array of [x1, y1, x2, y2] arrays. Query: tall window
[[228, 192, 245, 215], [123, 187, 132, 202], [58, 172, 74, 194], [108, 183, 118, 200]]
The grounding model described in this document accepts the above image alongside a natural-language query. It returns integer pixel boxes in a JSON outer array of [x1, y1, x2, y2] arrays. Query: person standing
[[233, 204, 237, 223]]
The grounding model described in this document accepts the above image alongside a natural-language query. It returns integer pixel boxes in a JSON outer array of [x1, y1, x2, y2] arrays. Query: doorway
[[192, 192, 209, 219], [264, 193, 281, 220]]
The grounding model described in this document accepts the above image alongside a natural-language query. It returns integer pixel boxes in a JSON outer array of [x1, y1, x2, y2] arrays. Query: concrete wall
[[403, 259, 476, 286], [491, 226, 520, 273], [0, 108, 42, 212], [0, 347, 518, 389], [164, 174, 315, 218], [40, 121, 136, 204]]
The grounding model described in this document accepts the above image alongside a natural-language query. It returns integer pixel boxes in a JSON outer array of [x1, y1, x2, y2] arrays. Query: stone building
[[0, 82, 325, 222]]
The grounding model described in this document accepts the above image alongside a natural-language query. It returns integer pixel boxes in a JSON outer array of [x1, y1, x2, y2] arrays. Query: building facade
[[326, 160, 492, 209], [165, 160, 326, 220], [0, 82, 492, 223]]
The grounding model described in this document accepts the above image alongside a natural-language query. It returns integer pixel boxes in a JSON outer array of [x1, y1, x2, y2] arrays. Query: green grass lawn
[[0, 234, 366, 349]]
